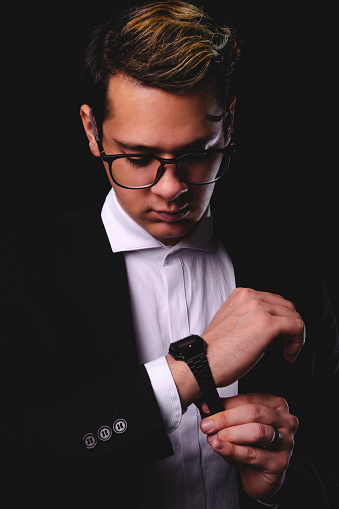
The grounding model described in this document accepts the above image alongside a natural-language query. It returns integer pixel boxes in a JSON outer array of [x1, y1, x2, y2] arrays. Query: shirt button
[[113, 419, 127, 434], [83, 433, 97, 449], [98, 425, 112, 441]]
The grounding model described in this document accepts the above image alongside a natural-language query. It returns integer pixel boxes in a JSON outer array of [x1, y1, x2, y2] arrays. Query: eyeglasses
[[89, 109, 235, 190]]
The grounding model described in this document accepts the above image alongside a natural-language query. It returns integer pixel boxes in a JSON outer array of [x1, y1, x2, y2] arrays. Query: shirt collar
[[101, 188, 216, 255]]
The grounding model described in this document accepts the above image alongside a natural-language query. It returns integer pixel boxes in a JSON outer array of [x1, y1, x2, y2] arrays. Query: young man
[[1, 2, 338, 508]]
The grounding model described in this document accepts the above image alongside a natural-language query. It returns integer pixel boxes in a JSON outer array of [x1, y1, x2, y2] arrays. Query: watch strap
[[187, 352, 224, 415]]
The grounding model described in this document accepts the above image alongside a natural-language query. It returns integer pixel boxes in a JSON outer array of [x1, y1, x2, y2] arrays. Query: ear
[[80, 104, 101, 158]]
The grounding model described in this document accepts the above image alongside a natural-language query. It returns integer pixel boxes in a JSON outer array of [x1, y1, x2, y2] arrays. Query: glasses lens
[[178, 150, 229, 184], [109, 147, 233, 188], [111, 156, 160, 188]]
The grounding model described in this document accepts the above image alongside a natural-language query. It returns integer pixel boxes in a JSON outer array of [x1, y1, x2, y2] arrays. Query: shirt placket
[[164, 253, 190, 341], [164, 252, 206, 508]]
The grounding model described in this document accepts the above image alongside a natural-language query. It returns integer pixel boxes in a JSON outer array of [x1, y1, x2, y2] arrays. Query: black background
[[3, 1, 338, 316]]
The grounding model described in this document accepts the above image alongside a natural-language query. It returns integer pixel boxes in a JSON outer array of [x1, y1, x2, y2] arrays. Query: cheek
[[113, 185, 150, 222], [190, 184, 215, 218], [103, 161, 114, 188], [103, 160, 147, 216]]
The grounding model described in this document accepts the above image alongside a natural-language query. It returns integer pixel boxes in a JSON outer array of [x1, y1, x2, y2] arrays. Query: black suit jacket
[[1, 204, 338, 508]]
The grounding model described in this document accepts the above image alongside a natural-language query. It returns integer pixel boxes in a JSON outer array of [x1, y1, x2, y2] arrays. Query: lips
[[152, 205, 190, 223]]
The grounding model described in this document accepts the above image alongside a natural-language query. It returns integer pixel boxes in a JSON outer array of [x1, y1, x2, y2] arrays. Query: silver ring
[[266, 426, 282, 451]]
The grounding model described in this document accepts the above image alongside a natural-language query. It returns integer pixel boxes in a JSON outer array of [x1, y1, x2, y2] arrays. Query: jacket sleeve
[[0, 234, 173, 468], [280, 279, 339, 508], [238, 276, 339, 509]]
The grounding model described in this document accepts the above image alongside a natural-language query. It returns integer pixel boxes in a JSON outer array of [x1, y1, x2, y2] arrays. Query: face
[[82, 74, 235, 245]]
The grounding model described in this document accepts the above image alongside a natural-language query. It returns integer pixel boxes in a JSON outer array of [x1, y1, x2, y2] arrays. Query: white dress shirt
[[101, 189, 239, 508]]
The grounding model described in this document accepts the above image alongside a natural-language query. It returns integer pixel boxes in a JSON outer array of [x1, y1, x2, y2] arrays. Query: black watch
[[169, 334, 224, 415]]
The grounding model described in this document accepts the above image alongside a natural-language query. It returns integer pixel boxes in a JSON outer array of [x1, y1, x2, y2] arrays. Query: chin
[[150, 222, 194, 245]]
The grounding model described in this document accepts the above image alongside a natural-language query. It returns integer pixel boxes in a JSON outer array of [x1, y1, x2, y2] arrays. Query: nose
[[151, 163, 188, 201]]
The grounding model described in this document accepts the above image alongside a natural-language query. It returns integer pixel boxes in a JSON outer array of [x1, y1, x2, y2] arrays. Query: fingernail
[[212, 438, 225, 451], [201, 420, 214, 433], [207, 433, 217, 445]]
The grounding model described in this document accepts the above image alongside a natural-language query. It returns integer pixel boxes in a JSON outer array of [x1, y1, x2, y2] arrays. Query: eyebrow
[[112, 135, 219, 154]]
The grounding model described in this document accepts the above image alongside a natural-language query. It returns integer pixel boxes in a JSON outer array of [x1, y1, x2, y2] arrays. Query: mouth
[[152, 205, 190, 223]]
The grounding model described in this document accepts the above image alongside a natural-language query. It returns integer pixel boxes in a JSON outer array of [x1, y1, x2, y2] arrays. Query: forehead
[[103, 74, 224, 151]]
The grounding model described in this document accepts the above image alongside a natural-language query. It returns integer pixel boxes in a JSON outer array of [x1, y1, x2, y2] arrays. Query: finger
[[207, 422, 280, 449], [271, 315, 305, 361], [284, 324, 306, 362], [205, 404, 283, 431], [223, 394, 289, 411], [201, 393, 287, 417], [233, 288, 296, 311], [201, 403, 295, 436], [209, 439, 292, 473]]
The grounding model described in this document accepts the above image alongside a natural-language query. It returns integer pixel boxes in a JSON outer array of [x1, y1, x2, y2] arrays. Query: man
[[1, 2, 338, 508]]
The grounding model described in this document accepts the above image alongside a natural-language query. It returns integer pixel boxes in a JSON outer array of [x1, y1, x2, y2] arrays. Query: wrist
[[202, 332, 234, 389], [202, 335, 222, 388], [166, 354, 201, 411]]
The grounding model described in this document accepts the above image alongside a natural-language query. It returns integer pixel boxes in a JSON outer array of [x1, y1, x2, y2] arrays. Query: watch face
[[170, 335, 205, 361], [178, 335, 202, 349]]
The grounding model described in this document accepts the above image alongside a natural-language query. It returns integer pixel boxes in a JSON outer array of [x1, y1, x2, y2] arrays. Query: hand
[[203, 288, 305, 388], [200, 393, 299, 501]]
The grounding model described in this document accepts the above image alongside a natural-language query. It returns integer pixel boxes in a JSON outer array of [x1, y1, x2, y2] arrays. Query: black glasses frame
[[89, 109, 235, 190]]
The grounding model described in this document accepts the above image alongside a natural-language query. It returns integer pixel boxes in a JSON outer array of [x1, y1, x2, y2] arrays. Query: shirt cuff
[[144, 356, 182, 434]]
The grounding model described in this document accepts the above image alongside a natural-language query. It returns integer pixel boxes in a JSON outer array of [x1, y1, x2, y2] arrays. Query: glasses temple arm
[[89, 108, 105, 153]]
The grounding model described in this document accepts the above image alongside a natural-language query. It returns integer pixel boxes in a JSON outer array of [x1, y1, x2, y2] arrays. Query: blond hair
[[82, 1, 240, 130]]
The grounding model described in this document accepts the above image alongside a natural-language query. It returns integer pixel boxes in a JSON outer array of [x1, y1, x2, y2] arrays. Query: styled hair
[[81, 1, 240, 134]]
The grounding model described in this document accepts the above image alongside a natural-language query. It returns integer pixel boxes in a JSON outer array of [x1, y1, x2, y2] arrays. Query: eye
[[126, 155, 154, 168], [189, 151, 208, 161], [181, 151, 210, 164]]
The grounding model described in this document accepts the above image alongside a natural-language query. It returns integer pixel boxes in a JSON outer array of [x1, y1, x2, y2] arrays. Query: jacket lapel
[[70, 206, 138, 372]]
